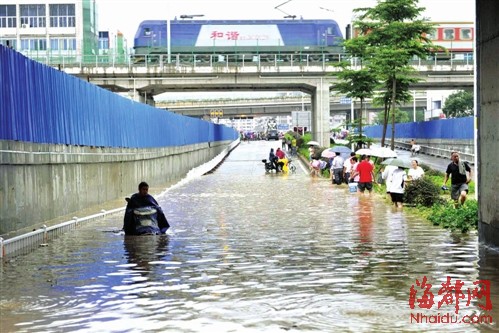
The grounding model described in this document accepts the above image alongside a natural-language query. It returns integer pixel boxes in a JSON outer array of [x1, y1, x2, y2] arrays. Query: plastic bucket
[[348, 183, 358, 193]]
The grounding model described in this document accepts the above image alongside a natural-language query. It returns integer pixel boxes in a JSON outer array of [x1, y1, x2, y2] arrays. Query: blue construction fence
[[0, 45, 238, 148], [363, 116, 473, 140]]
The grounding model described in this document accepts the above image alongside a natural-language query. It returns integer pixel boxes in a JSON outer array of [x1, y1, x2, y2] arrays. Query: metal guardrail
[[0, 207, 124, 258], [23, 52, 475, 71], [393, 140, 475, 164]]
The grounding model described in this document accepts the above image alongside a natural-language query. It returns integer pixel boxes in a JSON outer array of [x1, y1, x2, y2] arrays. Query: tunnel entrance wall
[[0, 140, 233, 236], [477, 0, 499, 248]]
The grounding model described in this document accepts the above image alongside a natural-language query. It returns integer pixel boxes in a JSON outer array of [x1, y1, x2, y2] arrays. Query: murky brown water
[[1, 141, 498, 333]]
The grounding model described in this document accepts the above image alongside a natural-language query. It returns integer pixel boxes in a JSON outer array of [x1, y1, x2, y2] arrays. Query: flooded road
[[1, 140, 498, 333]]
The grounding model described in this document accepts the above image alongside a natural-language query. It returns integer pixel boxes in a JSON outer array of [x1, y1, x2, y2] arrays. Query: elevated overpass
[[54, 58, 472, 146], [60, 62, 474, 100], [156, 97, 427, 118]]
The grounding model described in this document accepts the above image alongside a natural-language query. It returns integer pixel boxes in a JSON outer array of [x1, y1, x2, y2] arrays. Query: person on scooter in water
[[269, 148, 279, 171], [275, 148, 288, 172], [123, 182, 170, 235]]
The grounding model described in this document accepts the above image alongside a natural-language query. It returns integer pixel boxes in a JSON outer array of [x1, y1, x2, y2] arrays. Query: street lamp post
[[167, 19, 171, 63]]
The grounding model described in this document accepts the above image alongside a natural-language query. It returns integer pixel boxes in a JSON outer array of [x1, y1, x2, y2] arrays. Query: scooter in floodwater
[[262, 158, 296, 173], [262, 158, 283, 173], [123, 197, 170, 235]]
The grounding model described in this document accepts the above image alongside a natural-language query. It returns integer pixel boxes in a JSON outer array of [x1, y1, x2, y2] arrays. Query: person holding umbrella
[[330, 152, 345, 185], [381, 158, 412, 206], [387, 167, 408, 208], [350, 155, 375, 194]]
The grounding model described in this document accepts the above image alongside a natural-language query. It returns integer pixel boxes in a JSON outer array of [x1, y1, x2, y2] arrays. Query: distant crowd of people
[[306, 144, 472, 208]]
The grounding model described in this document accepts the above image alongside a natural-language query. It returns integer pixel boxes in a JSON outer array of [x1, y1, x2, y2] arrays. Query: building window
[[98, 31, 110, 50], [49, 4, 75, 28], [20, 38, 47, 51], [443, 28, 455, 40], [426, 29, 436, 41], [0, 5, 16, 28], [50, 37, 76, 51], [460, 28, 472, 40], [20, 4, 46, 28], [0, 39, 17, 48]]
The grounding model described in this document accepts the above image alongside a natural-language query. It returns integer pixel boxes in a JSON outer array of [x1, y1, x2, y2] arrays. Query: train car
[[426, 22, 473, 51], [425, 22, 474, 60], [133, 19, 344, 63], [352, 21, 473, 61]]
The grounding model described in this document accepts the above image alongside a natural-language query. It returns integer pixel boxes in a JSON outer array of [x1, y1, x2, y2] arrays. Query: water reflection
[[0, 140, 498, 332], [123, 235, 170, 282]]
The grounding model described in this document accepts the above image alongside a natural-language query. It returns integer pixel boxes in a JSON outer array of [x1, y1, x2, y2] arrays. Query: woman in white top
[[407, 160, 425, 181], [388, 167, 408, 208], [382, 165, 398, 194]]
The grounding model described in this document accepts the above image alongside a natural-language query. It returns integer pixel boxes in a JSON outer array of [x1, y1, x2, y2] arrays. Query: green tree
[[373, 75, 416, 145], [373, 108, 410, 124], [443, 90, 474, 118], [333, 35, 378, 149], [354, 0, 441, 150]]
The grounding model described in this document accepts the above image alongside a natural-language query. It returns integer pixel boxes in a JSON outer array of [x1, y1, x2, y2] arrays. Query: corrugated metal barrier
[[364, 117, 473, 140], [0, 45, 238, 147], [0, 45, 238, 257]]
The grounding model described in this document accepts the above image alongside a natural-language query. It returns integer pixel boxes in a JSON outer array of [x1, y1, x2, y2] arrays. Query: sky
[[96, 0, 475, 100], [97, 0, 474, 44]]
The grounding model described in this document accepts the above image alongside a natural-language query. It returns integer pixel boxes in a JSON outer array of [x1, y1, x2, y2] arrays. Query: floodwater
[[1, 140, 498, 333]]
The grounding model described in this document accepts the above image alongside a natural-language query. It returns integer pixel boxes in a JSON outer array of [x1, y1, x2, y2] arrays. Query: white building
[[425, 90, 457, 120], [0, 1, 125, 63]]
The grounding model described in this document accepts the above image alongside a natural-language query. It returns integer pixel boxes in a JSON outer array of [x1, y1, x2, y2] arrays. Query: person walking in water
[[330, 152, 345, 185], [443, 152, 472, 206], [351, 155, 375, 194]]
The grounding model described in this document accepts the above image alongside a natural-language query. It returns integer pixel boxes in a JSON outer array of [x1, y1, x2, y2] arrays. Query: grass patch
[[427, 200, 478, 233]]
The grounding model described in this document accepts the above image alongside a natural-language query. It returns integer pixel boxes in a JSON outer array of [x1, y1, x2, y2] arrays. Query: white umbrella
[[307, 141, 320, 146], [334, 139, 349, 145], [381, 158, 412, 169], [355, 148, 373, 155], [370, 147, 398, 158]]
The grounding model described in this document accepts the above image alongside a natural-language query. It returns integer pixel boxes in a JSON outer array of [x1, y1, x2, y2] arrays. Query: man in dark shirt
[[123, 182, 170, 235], [443, 152, 472, 205]]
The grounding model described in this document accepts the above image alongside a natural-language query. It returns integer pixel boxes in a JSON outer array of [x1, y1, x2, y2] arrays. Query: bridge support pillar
[[130, 91, 156, 107], [477, 0, 499, 248], [311, 79, 330, 147]]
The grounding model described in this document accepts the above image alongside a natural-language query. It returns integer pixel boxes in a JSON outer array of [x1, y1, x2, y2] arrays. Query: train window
[[443, 28, 455, 40], [144, 27, 151, 36], [425, 30, 436, 40], [460, 28, 472, 40], [327, 27, 333, 35]]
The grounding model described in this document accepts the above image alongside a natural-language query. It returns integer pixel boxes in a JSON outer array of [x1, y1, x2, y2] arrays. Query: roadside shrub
[[404, 177, 444, 207], [301, 133, 313, 147], [427, 200, 478, 233]]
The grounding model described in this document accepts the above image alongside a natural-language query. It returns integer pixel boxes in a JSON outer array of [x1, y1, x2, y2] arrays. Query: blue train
[[133, 19, 344, 63]]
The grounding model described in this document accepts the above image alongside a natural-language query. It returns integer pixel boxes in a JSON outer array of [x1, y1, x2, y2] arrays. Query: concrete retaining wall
[[477, 0, 499, 248], [0, 140, 234, 236]]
